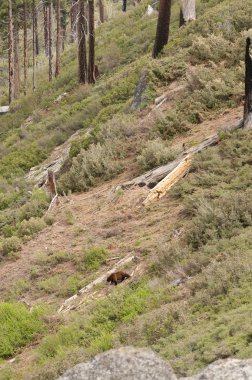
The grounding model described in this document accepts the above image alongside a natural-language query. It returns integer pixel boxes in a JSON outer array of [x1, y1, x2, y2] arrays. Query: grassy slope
[[0, 0, 252, 378]]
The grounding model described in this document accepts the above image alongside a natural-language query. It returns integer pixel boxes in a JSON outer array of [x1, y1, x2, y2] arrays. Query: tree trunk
[[32, 0, 36, 90], [99, 0, 104, 23], [43, 3, 49, 56], [55, 0, 61, 77], [23, 0, 28, 95], [70, 0, 78, 43], [122, 0, 127, 12], [8, 0, 15, 103], [61, 6, 67, 51], [244, 37, 252, 129], [179, 7, 185, 27], [180, 0, 196, 23], [14, 17, 20, 98], [48, 0, 53, 81], [152, 0, 172, 58], [88, 0, 95, 83], [35, 6, 39, 55], [78, 0, 87, 83]]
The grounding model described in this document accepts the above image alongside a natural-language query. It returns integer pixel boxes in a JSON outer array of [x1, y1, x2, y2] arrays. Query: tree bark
[[32, 0, 36, 90], [8, 0, 15, 103], [122, 0, 127, 12], [48, 0, 53, 81], [55, 0, 61, 77], [43, 3, 49, 56], [14, 16, 20, 98], [152, 0, 172, 58], [78, 0, 87, 84], [35, 6, 39, 55], [180, 0, 196, 24], [23, 0, 28, 95], [70, 0, 78, 43], [88, 0, 95, 83], [244, 37, 252, 129], [99, 0, 104, 23]]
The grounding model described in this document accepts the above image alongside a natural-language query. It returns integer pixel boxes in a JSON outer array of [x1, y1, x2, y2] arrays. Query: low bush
[[137, 139, 177, 171], [0, 303, 44, 358]]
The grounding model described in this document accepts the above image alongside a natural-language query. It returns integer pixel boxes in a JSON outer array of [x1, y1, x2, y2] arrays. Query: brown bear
[[107, 271, 131, 285]]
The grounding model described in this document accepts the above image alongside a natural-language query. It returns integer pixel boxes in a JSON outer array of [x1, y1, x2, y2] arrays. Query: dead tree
[[70, 0, 78, 42], [78, 0, 87, 83], [88, 0, 95, 83], [152, 0, 172, 58], [244, 37, 252, 129], [180, 0, 196, 26]]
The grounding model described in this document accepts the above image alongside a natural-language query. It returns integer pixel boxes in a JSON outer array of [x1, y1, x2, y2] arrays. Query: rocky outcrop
[[57, 347, 177, 380], [182, 358, 252, 380], [57, 347, 252, 380]]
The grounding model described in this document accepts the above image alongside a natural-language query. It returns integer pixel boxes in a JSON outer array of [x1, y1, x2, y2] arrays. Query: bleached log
[[118, 118, 243, 191], [58, 255, 137, 313], [143, 154, 192, 206]]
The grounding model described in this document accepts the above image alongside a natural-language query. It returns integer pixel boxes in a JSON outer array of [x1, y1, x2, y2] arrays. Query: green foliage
[[0, 236, 22, 258], [0, 303, 44, 358], [81, 246, 110, 271], [137, 139, 177, 171]]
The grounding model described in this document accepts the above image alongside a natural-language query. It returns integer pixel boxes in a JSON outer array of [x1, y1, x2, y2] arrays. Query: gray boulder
[[181, 359, 252, 380], [57, 346, 177, 380]]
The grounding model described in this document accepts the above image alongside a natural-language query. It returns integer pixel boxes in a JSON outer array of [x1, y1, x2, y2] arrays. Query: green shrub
[[0, 303, 44, 358], [17, 217, 47, 238], [137, 139, 176, 172], [0, 236, 22, 257], [82, 246, 110, 271]]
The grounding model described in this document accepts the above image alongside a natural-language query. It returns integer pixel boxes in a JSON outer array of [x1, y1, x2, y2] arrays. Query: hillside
[[0, 0, 252, 379]]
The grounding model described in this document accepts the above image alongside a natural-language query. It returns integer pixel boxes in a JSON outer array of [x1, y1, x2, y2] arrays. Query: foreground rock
[[182, 358, 252, 380], [57, 347, 252, 380], [57, 347, 177, 380]]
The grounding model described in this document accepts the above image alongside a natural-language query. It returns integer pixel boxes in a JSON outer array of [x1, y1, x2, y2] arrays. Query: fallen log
[[118, 118, 243, 191], [58, 255, 137, 313], [143, 154, 192, 206]]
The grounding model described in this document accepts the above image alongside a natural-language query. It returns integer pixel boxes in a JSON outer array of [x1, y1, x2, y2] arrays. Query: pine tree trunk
[[180, 0, 196, 23], [43, 3, 49, 56], [99, 0, 104, 23], [8, 0, 15, 103], [48, 0, 53, 81], [122, 0, 127, 12], [32, 0, 36, 90], [179, 7, 185, 27], [14, 17, 20, 98], [152, 0, 172, 59], [244, 37, 252, 129], [55, 0, 61, 77], [23, 0, 28, 95], [70, 0, 78, 43], [78, 0, 87, 83], [35, 6, 40, 55], [88, 0, 95, 83], [61, 7, 67, 51]]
